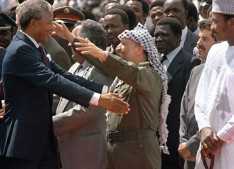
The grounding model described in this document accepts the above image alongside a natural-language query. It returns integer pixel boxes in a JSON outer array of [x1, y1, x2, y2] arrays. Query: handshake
[[98, 93, 129, 115]]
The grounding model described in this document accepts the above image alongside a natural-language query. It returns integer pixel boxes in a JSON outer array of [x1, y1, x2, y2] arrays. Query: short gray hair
[[17, 0, 52, 30], [79, 20, 107, 50]]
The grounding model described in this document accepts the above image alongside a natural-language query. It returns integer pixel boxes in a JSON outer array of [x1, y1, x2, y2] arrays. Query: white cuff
[[89, 92, 100, 106], [102, 85, 109, 94]]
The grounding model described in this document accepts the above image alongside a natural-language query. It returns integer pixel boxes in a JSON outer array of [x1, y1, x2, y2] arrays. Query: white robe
[[194, 41, 234, 169]]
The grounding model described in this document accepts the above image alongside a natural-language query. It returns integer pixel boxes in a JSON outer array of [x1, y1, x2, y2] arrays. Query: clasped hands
[[200, 127, 224, 159]]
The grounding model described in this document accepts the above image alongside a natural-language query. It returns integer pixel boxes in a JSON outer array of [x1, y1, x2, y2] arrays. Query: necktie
[[38, 45, 49, 65], [160, 54, 167, 64]]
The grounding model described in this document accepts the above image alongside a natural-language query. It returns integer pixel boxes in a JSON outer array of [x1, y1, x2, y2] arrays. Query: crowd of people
[[0, 0, 234, 169]]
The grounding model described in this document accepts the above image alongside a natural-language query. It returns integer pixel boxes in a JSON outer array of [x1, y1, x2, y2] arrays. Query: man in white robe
[[194, 0, 234, 169]]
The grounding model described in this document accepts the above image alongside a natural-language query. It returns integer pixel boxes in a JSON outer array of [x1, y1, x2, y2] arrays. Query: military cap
[[53, 6, 85, 26], [0, 13, 16, 30]]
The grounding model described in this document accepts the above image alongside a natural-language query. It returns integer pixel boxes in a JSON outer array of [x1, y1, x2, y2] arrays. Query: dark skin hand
[[200, 127, 225, 158]]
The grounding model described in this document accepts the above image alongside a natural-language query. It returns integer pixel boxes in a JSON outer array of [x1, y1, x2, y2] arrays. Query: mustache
[[197, 44, 205, 51]]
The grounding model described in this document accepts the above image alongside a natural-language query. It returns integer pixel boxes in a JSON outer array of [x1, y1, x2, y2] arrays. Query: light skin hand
[[98, 93, 129, 114], [178, 142, 196, 161]]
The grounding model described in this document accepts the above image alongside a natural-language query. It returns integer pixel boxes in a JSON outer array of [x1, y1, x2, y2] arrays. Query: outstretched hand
[[52, 21, 74, 42], [72, 37, 108, 62], [98, 93, 129, 114]]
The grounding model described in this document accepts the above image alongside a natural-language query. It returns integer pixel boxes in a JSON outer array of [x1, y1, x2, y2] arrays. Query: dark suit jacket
[[183, 29, 198, 55], [180, 64, 204, 169], [162, 49, 198, 169], [0, 31, 103, 161]]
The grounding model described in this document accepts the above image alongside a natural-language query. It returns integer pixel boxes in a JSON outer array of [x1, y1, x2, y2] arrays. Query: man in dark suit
[[163, 0, 198, 55], [0, 1, 128, 169], [154, 17, 198, 169]]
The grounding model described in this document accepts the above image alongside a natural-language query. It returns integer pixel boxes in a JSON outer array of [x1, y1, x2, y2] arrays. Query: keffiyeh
[[118, 23, 170, 154]]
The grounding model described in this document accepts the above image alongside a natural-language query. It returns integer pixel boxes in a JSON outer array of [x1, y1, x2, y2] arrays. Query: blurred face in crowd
[[115, 38, 145, 63], [125, 0, 145, 24], [150, 5, 165, 25], [198, 0, 211, 19], [0, 28, 12, 48], [103, 14, 128, 48], [210, 12, 234, 44], [29, 12, 54, 43], [196, 28, 215, 61], [164, 0, 187, 28], [154, 24, 180, 55]]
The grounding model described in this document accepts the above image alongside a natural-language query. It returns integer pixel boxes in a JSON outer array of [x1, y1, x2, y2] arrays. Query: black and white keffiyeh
[[118, 23, 170, 154]]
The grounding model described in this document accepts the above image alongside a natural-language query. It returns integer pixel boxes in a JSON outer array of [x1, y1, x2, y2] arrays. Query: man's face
[[196, 29, 215, 61], [211, 12, 229, 42], [150, 6, 165, 25], [126, 0, 145, 24], [154, 24, 180, 55], [115, 38, 144, 63], [164, 0, 187, 28], [103, 14, 128, 48], [198, 0, 211, 19], [31, 12, 54, 43], [0, 28, 12, 48]]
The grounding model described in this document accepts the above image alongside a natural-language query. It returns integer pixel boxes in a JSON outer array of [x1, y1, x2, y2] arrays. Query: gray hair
[[79, 19, 107, 50], [17, 0, 52, 30]]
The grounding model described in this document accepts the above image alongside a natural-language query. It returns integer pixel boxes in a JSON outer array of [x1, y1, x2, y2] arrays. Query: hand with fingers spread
[[52, 21, 75, 42], [98, 93, 129, 115], [72, 37, 108, 62]]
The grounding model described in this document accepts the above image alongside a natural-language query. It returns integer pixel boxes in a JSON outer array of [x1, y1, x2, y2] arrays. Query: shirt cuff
[[102, 85, 109, 94], [89, 92, 100, 106], [217, 124, 234, 143]]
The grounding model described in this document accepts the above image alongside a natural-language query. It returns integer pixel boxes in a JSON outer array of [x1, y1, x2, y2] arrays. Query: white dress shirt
[[161, 46, 181, 70]]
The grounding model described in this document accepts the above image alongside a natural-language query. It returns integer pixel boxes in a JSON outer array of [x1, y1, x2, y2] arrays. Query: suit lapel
[[167, 50, 185, 82], [56, 63, 81, 114]]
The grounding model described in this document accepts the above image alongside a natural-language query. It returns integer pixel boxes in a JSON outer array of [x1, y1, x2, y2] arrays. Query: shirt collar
[[20, 30, 40, 48], [180, 26, 188, 48], [166, 46, 181, 63]]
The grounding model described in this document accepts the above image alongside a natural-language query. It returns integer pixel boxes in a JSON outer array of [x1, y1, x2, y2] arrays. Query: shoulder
[[205, 41, 228, 67]]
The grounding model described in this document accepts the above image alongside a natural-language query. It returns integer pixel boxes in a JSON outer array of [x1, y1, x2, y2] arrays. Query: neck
[[23, 27, 38, 43]]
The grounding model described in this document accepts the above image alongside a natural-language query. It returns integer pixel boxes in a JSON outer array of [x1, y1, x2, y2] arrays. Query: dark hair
[[198, 19, 211, 31], [17, 0, 52, 30], [112, 5, 137, 29], [187, 1, 198, 22], [18, 0, 54, 5], [157, 17, 182, 37], [138, 0, 149, 16], [79, 20, 107, 50], [150, 0, 165, 9], [181, 0, 189, 12], [105, 8, 129, 26]]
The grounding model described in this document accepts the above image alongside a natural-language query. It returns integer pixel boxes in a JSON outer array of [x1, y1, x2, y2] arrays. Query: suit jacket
[[180, 64, 204, 169], [84, 53, 162, 169], [43, 36, 72, 71], [0, 31, 103, 161], [53, 62, 113, 169], [162, 49, 197, 169], [183, 29, 198, 55]]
